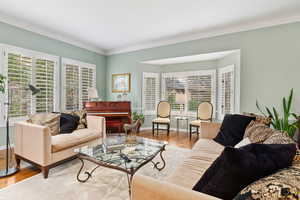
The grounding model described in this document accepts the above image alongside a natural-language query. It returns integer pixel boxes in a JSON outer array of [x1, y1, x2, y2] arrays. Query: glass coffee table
[[74, 136, 167, 194]]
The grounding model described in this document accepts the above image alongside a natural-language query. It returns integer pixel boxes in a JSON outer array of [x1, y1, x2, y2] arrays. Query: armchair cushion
[[28, 113, 60, 136], [153, 118, 170, 124], [51, 129, 100, 153], [190, 120, 201, 126]]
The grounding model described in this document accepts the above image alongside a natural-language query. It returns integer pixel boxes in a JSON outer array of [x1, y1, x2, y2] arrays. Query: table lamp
[[88, 87, 101, 101], [176, 93, 185, 115]]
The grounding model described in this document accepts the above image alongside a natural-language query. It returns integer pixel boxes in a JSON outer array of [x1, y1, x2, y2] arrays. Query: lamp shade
[[88, 87, 99, 99], [176, 93, 185, 104]]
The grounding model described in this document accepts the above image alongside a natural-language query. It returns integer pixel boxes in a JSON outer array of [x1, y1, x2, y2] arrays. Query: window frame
[[161, 70, 217, 117], [0, 44, 59, 125], [142, 72, 160, 115], [217, 65, 235, 120], [61, 57, 96, 111]]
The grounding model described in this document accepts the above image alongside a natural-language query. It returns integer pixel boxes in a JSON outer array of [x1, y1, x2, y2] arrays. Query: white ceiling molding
[[141, 50, 239, 65], [0, 12, 300, 56], [0, 14, 107, 55], [107, 14, 300, 55]]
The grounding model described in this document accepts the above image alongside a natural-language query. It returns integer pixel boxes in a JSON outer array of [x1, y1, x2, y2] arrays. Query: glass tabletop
[[75, 136, 167, 171]]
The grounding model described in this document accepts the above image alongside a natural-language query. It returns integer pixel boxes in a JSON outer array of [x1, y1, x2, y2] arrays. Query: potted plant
[[132, 112, 145, 133], [256, 89, 298, 139]]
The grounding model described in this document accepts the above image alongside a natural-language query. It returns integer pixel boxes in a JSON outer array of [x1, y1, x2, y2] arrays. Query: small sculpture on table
[[124, 119, 141, 135]]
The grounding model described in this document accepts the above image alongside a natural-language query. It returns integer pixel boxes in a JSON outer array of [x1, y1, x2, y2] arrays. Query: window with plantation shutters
[[161, 70, 216, 115], [62, 58, 96, 111], [7, 53, 33, 118], [64, 64, 80, 111], [187, 73, 215, 112], [35, 59, 56, 113], [81, 67, 96, 104], [218, 65, 235, 120], [142, 72, 160, 115], [2, 45, 59, 120]]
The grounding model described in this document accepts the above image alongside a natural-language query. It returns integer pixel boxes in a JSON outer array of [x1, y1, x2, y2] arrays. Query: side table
[[175, 116, 189, 133]]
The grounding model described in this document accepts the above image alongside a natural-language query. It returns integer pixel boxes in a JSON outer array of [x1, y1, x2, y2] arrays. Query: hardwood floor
[[0, 129, 198, 189]]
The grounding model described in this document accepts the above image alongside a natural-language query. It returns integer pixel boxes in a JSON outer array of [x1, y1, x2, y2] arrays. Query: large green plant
[[0, 74, 5, 94], [256, 89, 298, 138]]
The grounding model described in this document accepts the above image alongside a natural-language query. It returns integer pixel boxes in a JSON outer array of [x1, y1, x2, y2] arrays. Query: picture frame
[[112, 73, 131, 93]]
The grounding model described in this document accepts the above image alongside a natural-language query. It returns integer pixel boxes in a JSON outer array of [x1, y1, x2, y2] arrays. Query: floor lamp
[[0, 84, 40, 177]]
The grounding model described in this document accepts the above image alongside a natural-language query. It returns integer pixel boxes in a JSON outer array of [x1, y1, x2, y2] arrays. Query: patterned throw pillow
[[243, 112, 272, 126], [27, 113, 60, 136], [68, 110, 87, 130], [234, 164, 300, 200], [244, 121, 276, 143], [263, 131, 296, 145], [293, 150, 300, 165]]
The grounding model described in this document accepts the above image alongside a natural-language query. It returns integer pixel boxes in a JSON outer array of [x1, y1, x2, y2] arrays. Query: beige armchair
[[189, 102, 213, 140], [14, 115, 106, 178], [152, 101, 171, 136]]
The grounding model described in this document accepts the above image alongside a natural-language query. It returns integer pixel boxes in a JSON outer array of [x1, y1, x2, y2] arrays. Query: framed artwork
[[112, 73, 131, 93]]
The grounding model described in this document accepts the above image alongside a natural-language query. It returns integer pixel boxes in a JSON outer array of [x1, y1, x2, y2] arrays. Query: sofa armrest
[[200, 122, 221, 139], [15, 121, 52, 166], [86, 115, 106, 138], [132, 175, 220, 200]]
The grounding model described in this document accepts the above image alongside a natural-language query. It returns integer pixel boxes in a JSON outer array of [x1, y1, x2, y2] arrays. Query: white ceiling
[[0, 0, 300, 55], [142, 50, 239, 65]]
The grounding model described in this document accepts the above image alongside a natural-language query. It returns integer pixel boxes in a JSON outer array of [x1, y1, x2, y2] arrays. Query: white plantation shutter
[[187, 72, 216, 113], [35, 59, 56, 113], [218, 65, 235, 120], [62, 58, 96, 111], [81, 66, 96, 104], [161, 70, 216, 115], [7, 53, 33, 118], [142, 72, 160, 115], [64, 64, 80, 111]]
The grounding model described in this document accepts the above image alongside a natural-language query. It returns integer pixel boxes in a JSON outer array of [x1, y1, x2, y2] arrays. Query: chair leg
[[157, 124, 159, 135], [196, 127, 199, 138], [189, 125, 192, 140], [152, 122, 155, 136], [167, 124, 170, 136]]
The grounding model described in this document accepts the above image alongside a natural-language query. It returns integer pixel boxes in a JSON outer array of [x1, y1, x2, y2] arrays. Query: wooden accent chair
[[152, 101, 171, 136], [189, 102, 213, 140]]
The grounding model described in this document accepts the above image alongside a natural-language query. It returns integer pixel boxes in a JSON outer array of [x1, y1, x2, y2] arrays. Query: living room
[[0, 1, 300, 200]]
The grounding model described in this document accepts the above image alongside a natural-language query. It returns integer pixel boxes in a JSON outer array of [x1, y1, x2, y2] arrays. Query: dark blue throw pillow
[[60, 113, 80, 134], [214, 114, 255, 146], [192, 143, 297, 200]]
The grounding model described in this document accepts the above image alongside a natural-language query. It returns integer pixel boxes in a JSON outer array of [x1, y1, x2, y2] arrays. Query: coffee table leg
[[77, 158, 100, 183], [126, 170, 134, 199], [151, 148, 166, 171]]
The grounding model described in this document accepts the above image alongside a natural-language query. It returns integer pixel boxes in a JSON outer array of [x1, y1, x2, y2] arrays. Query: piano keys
[[83, 101, 131, 133]]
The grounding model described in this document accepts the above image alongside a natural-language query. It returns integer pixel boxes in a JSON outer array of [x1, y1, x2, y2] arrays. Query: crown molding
[[1, 13, 300, 56], [0, 14, 107, 55], [107, 14, 300, 55]]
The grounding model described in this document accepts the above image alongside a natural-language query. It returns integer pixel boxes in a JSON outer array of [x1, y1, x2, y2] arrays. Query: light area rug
[[0, 145, 191, 200]]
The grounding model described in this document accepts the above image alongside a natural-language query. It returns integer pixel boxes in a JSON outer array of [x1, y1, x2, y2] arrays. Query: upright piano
[[83, 101, 131, 133]]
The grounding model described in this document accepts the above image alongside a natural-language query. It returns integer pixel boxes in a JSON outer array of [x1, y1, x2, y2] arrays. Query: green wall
[[0, 21, 107, 147], [107, 22, 300, 115], [0, 21, 107, 99]]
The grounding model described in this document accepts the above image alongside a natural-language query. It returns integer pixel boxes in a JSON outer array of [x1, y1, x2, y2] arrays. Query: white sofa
[[14, 115, 106, 178], [132, 122, 222, 200]]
